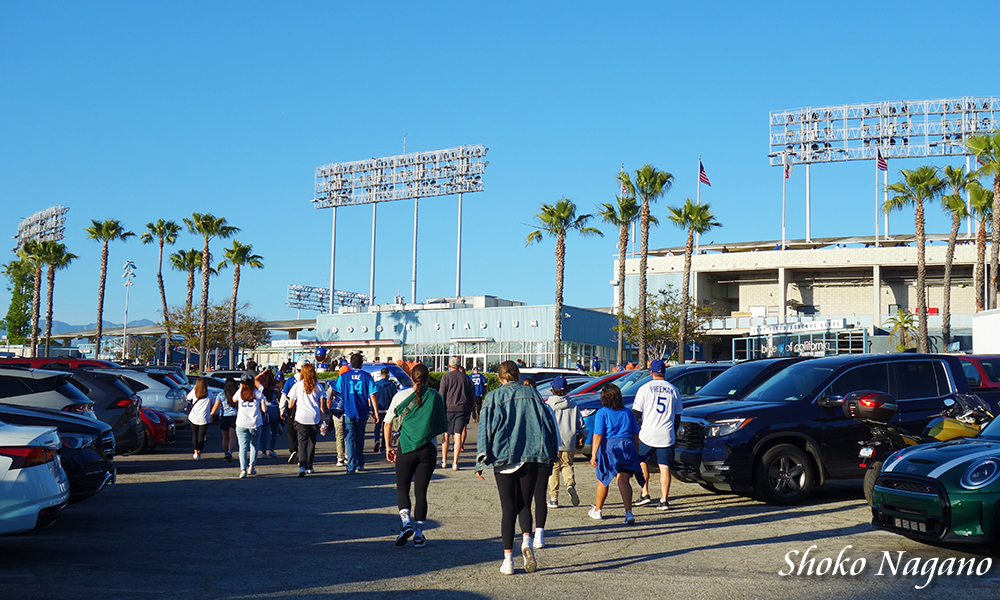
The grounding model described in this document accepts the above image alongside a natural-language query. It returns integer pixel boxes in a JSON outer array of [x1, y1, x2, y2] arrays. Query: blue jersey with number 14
[[335, 369, 377, 419]]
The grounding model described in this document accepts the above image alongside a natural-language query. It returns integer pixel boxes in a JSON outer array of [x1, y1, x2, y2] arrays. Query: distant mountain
[[42, 318, 158, 334]]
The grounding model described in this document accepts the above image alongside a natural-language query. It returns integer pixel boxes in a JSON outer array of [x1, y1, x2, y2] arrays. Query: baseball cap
[[551, 375, 568, 390], [295, 359, 307, 371], [239, 371, 256, 385], [649, 359, 666, 374], [449, 356, 461, 368]]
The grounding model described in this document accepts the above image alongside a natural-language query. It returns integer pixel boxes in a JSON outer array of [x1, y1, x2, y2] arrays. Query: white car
[[94, 369, 189, 427], [0, 421, 70, 534]]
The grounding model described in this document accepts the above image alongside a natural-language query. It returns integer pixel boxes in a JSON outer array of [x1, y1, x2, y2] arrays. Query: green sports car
[[870, 420, 1000, 546]]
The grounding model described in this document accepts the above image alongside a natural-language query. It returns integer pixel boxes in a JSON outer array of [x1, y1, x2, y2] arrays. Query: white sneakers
[[533, 531, 544, 549], [521, 538, 537, 573], [499, 557, 514, 575], [588, 506, 603, 520], [238, 470, 247, 479]]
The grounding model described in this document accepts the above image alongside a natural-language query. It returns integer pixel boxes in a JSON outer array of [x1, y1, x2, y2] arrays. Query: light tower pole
[[122, 260, 136, 363]]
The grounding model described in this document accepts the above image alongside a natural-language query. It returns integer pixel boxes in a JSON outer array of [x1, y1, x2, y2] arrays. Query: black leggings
[[190, 423, 209, 452], [395, 442, 436, 521], [534, 463, 552, 528], [494, 462, 540, 550]]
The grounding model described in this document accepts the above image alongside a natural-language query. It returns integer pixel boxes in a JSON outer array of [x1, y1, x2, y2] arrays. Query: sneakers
[[373, 441, 381, 453], [452, 464, 459, 471], [533, 531, 545, 549], [298, 467, 306, 478], [499, 558, 514, 575], [395, 521, 415, 546], [268, 450, 277, 458], [238, 470, 247, 479], [413, 531, 426, 548], [288, 451, 298, 464], [441, 459, 447, 469], [625, 510, 635, 525], [249, 466, 257, 476], [588, 506, 603, 520], [224, 452, 233, 463], [656, 500, 670, 510], [336, 457, 345, 466], [305, 468, 314, 474], [634, 494, 652, 506], [567, 485, 580, 507], [192, 453, 199, 460], [546, 498, 558, 508], [521, 538, 537, 573]]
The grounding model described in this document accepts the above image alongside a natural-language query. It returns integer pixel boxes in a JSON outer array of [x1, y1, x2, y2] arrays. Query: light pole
[[122, 260, 136, 363]]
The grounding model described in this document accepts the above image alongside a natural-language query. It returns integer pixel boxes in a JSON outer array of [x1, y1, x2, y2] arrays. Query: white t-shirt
[[235, 388, 265, 429], [288, 380, 324, 426], [631, 378, 682, 447], [187, 389, 213, 426]]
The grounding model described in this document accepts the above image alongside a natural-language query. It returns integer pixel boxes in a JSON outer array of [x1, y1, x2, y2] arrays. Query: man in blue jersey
[[371, 368, 398, 453], [332, 353, 379, 473], [469, 366, 487, 423], [592, 356, 601, 372]]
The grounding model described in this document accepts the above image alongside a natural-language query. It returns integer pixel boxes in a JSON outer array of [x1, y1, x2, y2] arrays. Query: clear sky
[[2, 1, 998, 330]]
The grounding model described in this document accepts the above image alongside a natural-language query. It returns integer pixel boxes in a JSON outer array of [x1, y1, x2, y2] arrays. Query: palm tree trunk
[[157, 239, 169, 365], [45, 265, 55, 358], [915, 203, 928, 353], [678, 228, 694, 364], [638, 198, 650, 368], [95, 242, 109, 358], [230, 265, 240, 372], [554, 234, 565, 368], [616, 224, 628, 366], [942, 212, 961, 346], [977, 218, 987, 312], [30, 265, 41, 358], [199, 240, 210, 373], [186, 266, 195, 311], [990, 173, 1000, 309]]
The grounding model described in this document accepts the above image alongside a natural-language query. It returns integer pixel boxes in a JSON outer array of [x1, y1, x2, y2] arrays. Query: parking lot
[[2, 427, 999, 600]]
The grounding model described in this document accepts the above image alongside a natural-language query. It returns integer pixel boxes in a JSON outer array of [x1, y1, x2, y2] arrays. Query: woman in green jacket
[[383, 364, 447, 548]]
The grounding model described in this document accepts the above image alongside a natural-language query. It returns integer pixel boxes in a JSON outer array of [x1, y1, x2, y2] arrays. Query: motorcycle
[[843, 391, 994, 505]]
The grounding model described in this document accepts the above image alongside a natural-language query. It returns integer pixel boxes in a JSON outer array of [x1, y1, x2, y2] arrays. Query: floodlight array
[[769, 97, 999, 166], [14, 205, 69, 251], [287, 284, 369, 311], [313, 145, 489, 208]]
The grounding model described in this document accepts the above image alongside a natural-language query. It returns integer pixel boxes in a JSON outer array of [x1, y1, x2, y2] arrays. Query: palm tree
[[940, 166, 975, 346], [183, 214, 239, 373], [526, 198, 603, 367], [883, 308, 917, 352], [617, 165, 674, 367], [170, 249, 202, 311], [597, 195, 648, 367], [37, 241, 77, 358], [217, 240, 264, 372], [970, 184, 994, 312], [967, 131, 1000, 308], [141, 220, 182, 364], [16, 240, 44, 358], [667, 199, 721, 363], [84, 219, 135, 359], [885, 166, 945, 353]]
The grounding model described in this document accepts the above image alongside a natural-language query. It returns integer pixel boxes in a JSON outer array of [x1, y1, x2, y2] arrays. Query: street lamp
[[122, 261, 136, 363]]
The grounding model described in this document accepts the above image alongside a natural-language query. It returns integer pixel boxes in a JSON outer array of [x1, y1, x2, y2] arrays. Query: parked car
[[870, 412, 1000, 546], [94, 369, 188, 427], [673, 353, 972, 505], [0, 358, 120, 369], [0, 421, 70, 534], [517, 368, 581, 387], [359, 362, 413, 390], [0, 367, 96, 416], [138, 407, 176, 452], [536, 375, 595, 397], [567, 370, 637, 396], [0, 404, 115, 503], [59, 369, 144, 455], [679, 357, 812, 409], [955, 355, 1000, 408]]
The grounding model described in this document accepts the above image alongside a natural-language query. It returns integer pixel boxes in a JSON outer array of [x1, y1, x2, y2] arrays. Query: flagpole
[[696, 156, 701, 251], [875, 154, 880, 245]]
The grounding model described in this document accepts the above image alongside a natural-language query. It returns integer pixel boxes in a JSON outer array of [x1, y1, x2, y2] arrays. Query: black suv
[[673, 353, 971, 505]]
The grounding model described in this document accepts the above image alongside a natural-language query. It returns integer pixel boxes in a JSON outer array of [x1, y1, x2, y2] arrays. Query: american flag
[[877, 149, 888, 172], [699, 160, 712, 186]]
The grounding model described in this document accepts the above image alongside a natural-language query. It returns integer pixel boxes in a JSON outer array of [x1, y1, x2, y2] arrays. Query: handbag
[[390, 392, 420, 451], [575, 432, 586, 451]]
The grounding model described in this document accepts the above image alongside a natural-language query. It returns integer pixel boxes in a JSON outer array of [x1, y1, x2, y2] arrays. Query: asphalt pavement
[[2, 423, 999, 600]]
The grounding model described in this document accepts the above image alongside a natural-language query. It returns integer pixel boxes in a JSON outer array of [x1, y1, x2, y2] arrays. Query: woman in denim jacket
[[476, 361, 558, 576]]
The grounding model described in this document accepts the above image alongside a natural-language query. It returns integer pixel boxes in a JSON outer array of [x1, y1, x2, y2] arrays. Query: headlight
[[580, 408, 597, 418], [705, 418, 752, 438], [61, 433, 97, 450], [143, 409, 162, 424], [961, 458, 1000, 490]]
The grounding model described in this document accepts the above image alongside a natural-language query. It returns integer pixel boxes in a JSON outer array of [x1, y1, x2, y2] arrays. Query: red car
[[137, 407, 175, 453], [569, 370, 642, 395]]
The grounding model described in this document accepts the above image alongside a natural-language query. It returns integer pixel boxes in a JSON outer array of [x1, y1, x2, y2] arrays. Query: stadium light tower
[[13, 206, 69, 252], [312, 145, 488, 313]]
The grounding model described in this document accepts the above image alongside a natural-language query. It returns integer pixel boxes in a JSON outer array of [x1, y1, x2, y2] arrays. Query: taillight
[[112, 397, 134, 408], [859, 395, 883, 408], [0, 447, 56, 469], [63, 403, 95, 416]]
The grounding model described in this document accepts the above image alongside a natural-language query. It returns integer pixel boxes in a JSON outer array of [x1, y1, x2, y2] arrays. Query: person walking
[[544, 376, 585, 509], [469, 366, 487, 423], [211, 378, 239, 462], [589, 383, 645, 524], [372, 368, 398, 453], [440, 357, 475, 470], [333, 353, 379, 474], [187, 377, 213, 460], [286, 362, 325, 477], [279, 360, 305, 464], [235, 372, 267, 479], [383, 364, 447, 548], [256, 367, 280, 458], [475, 361, 558, 576], [631, 359, 682, 510]]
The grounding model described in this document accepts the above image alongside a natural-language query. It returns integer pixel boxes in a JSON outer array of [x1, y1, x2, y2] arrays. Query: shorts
[[638, 442, 674, 467], [220, 415, 237, 431], [446, 412, 467, 435]]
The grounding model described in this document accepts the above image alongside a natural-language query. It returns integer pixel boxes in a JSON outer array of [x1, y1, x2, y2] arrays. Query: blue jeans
[[258, 406, 281, 451], [343, 415, 368, 473], [236, 427, 259, 471]]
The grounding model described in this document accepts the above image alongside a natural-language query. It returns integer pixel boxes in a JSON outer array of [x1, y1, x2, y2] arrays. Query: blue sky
[[2, 1, 998, 330]]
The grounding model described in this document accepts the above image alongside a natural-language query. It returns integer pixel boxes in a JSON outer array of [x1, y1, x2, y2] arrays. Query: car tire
[[754, 444, 815, 506], [863, 461, 882, 506], [136, 426, 151, 454]]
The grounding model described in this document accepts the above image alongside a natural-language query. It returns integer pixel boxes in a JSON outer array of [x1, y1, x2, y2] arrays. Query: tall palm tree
[[217, 240, 264, 372], [526, 198, 603, 367], [970, 184, 994, 312], [967, 131, 1000, 309], [16, 240, 44, 358], [940, 166, 975, 346], [183, 214, 239, 373], [885, 166, 945, 353], [84, 219, 134, 359], [141, 219, 182, 364], [37, 241, 77, 358], [667, 199, 721, 363], [617, 164, 674, 367], [170, 249, 203, 311], [597, 195, 648, 367]]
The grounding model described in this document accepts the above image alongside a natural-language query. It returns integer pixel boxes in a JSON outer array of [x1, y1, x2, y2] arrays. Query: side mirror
[[817, 394, 845, 408]]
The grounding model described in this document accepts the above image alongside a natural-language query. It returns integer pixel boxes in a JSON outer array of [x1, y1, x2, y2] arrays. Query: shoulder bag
[[390, 392, 420, 451]]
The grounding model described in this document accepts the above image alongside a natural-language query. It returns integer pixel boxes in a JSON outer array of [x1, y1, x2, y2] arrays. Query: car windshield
[[363, 364, 412, 388], [742, 362, 837, 402], [692, 361, 772, 397], [975, 359, 1000, 383], [619, 372, 652, 396]]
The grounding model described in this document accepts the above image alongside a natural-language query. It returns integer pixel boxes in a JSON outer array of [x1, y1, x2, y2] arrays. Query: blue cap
[[650, 359, 666, 374], [551, 375, 568, 390]]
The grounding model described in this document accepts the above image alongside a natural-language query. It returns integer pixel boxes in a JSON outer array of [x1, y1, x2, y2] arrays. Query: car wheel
[[863, 461, 882, 506], [754, 444, 815, 506], [136, 426, 151, 454]]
